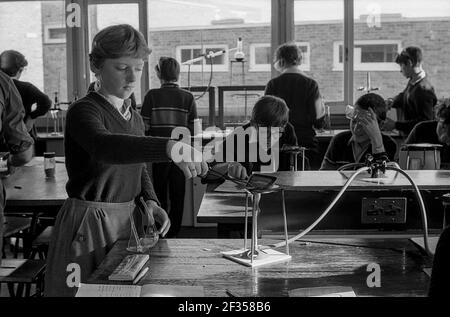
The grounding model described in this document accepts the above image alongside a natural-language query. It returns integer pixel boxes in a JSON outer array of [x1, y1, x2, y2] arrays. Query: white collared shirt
[[95, 91, 132, 121], [409, 70, 426, 86]]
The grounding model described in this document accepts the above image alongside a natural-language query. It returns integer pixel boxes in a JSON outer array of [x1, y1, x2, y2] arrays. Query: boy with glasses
[[320, 93, 397, 170]]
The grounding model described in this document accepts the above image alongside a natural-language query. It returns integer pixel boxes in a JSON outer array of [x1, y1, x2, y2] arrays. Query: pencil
[[133, 267, 149, 285]]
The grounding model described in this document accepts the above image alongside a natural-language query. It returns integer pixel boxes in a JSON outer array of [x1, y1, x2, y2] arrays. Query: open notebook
[[76, 283, 205, 297]]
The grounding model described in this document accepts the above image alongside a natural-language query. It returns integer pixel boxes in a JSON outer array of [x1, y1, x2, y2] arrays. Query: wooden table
[[3, 157, 67, 207], [197, 170, 450, 233], [89, 238, 431, 297], [2, 157, 67, 256], [272, 170, 450, 191]]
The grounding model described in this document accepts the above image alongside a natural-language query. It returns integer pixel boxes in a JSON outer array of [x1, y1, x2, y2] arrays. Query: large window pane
[[294, 0, 345, 115], [147, 0, 271, 128], [0, 1, 67, 104], [87, 3, 142, 103], [353, 0, 450, 102]]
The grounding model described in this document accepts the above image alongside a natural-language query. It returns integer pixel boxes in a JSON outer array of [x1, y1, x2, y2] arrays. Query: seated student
[[140, 56, 198, 238], [320, 93, 397, 170], [207, 95, 298, 180], [404, 98, 450, 168], [0, 50, 52, 140]]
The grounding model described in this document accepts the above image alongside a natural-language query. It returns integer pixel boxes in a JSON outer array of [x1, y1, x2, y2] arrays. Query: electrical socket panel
[[361, 197, 407, 224]]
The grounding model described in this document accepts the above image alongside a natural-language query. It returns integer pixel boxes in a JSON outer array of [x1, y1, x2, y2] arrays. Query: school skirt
[[44, 198, 135, 297]]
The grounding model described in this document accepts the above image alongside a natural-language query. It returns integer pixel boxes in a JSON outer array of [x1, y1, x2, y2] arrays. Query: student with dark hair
[[0, 50, 52, 140], [382, 46, 437, 136], [265, 42, 325, 169], [320, 93, 397, 170], [44, 25, 207, 296], [405, 98, 450, 168], [208, 95, 298, 180], [140, 56, 198, 238], [0, 71, 34, 265]]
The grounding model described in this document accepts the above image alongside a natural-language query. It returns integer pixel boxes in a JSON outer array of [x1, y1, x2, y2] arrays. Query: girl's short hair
[[0, 50, 28, 77], [274, 43, 302, 66], [435, 98, 450, 125], [156, 57, 180, 82], [251, 95, 289, 127], [89, 24, 151, 69]]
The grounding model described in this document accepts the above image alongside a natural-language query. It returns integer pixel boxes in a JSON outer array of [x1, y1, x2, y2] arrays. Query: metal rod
[[434, 149, 439, 169], [406, 151, 410, 170], [294, 153, 298, 171], [244, 191, 249, 250], [250, 192, 260, 264], [302, 148, 305, 171], [281, 190, 289, 255]]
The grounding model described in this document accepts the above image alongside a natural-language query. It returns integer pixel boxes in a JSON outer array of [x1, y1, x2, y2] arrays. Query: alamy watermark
[[169, 120, 282, 173]]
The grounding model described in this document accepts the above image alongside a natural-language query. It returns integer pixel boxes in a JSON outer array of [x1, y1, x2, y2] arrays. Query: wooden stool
[[30, 226, 53, 260], [442, 193, 450, 229], [2, 217, 31, 258], [0, 259, 46, 297]]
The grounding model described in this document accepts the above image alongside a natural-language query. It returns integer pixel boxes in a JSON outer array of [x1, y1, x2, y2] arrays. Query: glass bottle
[[44, 152, 56, 178]]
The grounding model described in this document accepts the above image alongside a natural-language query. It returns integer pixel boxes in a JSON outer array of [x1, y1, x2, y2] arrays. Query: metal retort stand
[[221, 185, 291, 267]]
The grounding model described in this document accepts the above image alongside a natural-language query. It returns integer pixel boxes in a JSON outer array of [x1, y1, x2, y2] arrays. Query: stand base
[[221, 248, 291, 267], [409, 236, 439, 255]]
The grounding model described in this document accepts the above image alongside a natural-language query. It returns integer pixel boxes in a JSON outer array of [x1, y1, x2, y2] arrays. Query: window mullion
[[344, 0, 354, 106]]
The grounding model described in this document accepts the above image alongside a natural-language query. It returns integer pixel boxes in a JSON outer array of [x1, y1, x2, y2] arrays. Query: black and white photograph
[[0, 0, 449, 306]]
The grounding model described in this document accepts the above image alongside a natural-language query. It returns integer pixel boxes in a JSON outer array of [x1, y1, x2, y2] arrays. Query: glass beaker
[[44, 152, 56, 178], [127, 198, 159, 253]]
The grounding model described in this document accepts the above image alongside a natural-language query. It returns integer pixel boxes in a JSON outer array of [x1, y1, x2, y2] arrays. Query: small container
[[44, 152, 56, 178], [234, 37, 245, 61]]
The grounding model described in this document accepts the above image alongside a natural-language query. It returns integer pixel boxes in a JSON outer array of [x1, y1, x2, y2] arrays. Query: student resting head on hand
[[320, 93, 397, 170]]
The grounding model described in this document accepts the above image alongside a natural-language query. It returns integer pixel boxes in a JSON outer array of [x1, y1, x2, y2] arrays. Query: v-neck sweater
[[64, 92, 170, 203]]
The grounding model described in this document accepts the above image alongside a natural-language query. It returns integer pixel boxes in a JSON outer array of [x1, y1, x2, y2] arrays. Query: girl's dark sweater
[[64, 92, 170, 203]]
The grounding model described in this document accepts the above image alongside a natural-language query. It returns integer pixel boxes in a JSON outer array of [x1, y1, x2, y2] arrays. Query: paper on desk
[[76, 283, 141, 297], [140, 284, 205, 297], [75, 283, 205, 297], [289, 286, 356, 297], [410, 236, 439, 256]]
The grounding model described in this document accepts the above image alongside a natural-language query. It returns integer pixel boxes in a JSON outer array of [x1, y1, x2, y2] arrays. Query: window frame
[[333, 39, 402, 72], [249, 42, 310, 72], [176, 44, 230, 73], [44, 23, 67, 44]]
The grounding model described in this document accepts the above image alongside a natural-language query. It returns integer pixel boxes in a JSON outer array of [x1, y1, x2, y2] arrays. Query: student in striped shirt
[[141, 56, 198, 237]]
